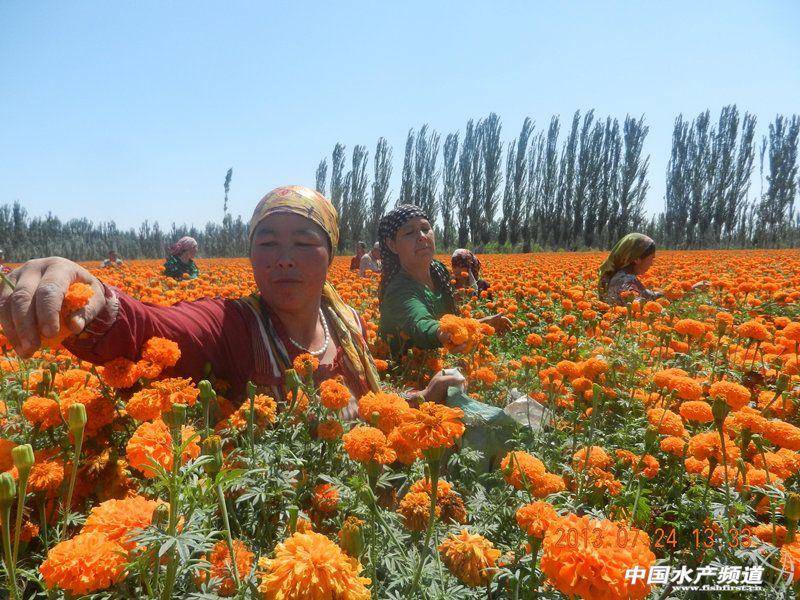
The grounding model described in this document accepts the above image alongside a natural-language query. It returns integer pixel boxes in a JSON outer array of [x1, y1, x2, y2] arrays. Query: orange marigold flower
[[317, 418, 343, 441], [141, 336, 181, 368], [22, 395, 62, 429], [764, 420, 800, 451], [59, 385, 116, 437], [501, 451, 547, 490], [709, 380, 751, 411], [737, 320, 770, 342], [312, 483, 339, 515], [687, 431, 739, 463], [653, 368, 688, 389], [125, 388, 164, 422], [395, 402, 465, 453], [438, 530, 500, 587], [647, 408, 685, 437], [679, 400, 714, 423], [540, 514, 656, 600], [27, 453, 65, 495], [723, 405, 767, 436], [126, 419, 200, 478], [674, 318, 706, 339], [319, 377, 352, 411], [100, 357, 140, 389], [292, 353, 320, 378], [198, 539, 255, 597], [397, 491, 440, 531], [387, 428, 423, 465], [526, 333, 542, 347], [227, 394, 277, 431], [82, 495, 161, 550], [0, 438, 17, 472], [781, 322, 800, 342], [62, 282, 94, 313], [532, 473, 567, 498], [342, 426, 396, 465], [258, 531, 370, 600], [40, 532, 126, 595], [669, 376, 703, 401], [572, 446, 612, 470], [357, 391, 410, 434], [409, 478, 467, 524], [516, 502, 558, 538]]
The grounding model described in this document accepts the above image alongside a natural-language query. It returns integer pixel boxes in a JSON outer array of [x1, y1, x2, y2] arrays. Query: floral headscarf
[[598, 233, 655, 296], [248, 185, 339, 260], [246, 185, 379, 393], [168, 236, 197, 257]]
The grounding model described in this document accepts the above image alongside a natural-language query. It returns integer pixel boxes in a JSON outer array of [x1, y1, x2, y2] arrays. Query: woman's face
[[179, 247, 197, 262], [632, 252, 655, 275], [250, 212, 330, 313], [386, 217, 435, 270]]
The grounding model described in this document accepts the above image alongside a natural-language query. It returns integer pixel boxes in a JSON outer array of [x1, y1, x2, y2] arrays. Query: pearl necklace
[[287, 308, 330, 356]]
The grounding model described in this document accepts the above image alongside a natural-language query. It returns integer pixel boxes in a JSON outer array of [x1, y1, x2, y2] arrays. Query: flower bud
[[247, 381, 257, 400], [12, 444, 35, 477], [339, 516, 365, 558], [202, 435, 223, 475], [786, 493, 800, 522], [712, 397, 728, 429], [0, 473, 16, 508], [67, 403, 87, 434], [287, 505, 299, 533], [284, 369, 302, 396], [152, 503, 170, 526], [198, 380, 215, 402], [644, 427, 658, 448], [163, 403, 187, 431]]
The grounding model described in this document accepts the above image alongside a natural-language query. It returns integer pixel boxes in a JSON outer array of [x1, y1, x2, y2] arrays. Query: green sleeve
[[381, 281, 441, 349], [188, 261, 199, 279]]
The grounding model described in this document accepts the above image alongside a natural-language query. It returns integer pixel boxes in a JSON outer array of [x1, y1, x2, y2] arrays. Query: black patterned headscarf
[[377, 205, 456, 310]]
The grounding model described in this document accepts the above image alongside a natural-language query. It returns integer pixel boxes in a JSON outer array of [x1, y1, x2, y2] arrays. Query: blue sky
[[1, 1, 798, 231]]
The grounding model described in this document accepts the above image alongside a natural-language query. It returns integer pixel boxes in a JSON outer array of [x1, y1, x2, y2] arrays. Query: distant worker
[[359, 242, 382, 277], [0, 250, 8, 275], [350, 241, 367, 271], [451, 248, 490, 296], [598, 233, 663, 305], [164, 236, 199, 280], [100, 250, 124, 268]]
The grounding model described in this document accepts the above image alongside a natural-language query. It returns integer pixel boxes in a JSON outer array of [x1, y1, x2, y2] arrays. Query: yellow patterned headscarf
[[248, 185, 340, 258], [598, 233, 655, 295], [247, 184, 380, 393]]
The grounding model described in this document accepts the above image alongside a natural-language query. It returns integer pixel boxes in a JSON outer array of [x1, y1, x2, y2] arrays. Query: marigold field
[[1, 249, 800, 599]]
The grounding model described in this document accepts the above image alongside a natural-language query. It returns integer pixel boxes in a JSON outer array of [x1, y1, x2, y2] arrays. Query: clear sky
[[1, 1, 798, 231]]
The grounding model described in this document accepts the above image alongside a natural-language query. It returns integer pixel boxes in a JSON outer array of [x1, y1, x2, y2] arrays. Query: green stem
[[60, 432, 83, 539], [160, 434, 181, 600], [216, 483, 241, 592], [409, 459, 440, 595], [12, 472, 28, 565], [1, 501, 20, 600], [527, 537, 541, 599]]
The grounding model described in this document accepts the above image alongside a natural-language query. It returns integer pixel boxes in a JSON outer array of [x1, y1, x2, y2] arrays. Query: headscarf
[[168, 236, 197, 257], [249, 185, 339, 260], [598, 233, 656, 296], [377, 204, 456, 309], [246, 185, 380, 393], [451, 249, 482, 280]]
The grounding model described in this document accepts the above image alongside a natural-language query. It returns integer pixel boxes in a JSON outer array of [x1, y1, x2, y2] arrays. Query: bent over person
[[0, 186, 460, 418], [597, 233, 663, 306]]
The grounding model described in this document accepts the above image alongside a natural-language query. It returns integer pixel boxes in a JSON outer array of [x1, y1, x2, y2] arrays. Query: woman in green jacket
[[164, 236, 200, 280], [377, 205, 510, 360]]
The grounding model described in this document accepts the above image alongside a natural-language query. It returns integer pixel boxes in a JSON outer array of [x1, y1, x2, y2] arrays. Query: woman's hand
[[416, 368, 467, 404], [691, 280, 711, 291], [480, 313, 513, 334], [0, 257, 108, 358]]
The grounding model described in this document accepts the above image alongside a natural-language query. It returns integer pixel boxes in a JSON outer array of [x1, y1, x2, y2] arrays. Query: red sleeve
[[63, 286, 255, 391]]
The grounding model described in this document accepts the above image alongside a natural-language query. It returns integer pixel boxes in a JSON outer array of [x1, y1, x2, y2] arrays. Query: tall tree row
[[2, 108, 797, 264]]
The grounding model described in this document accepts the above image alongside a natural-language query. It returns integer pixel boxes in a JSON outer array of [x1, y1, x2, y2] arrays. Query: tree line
[[1, 107, 797, 263], [317, 107, 799, 252]]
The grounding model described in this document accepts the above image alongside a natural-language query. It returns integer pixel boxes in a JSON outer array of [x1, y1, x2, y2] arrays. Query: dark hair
[[640, 242, 656, 258]]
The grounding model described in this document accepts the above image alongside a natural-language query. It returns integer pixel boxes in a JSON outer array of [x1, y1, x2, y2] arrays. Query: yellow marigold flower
[[258, 531, 370, 600], [438, 530, 501, 587]]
